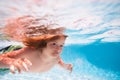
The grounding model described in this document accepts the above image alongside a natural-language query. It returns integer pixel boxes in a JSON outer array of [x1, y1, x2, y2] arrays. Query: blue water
[[0, 42, 120, 80], [62, 42, 120, 80], [63, 42, 120, 72], [0, 31, 120, 80], [0, 0, 120, 80]]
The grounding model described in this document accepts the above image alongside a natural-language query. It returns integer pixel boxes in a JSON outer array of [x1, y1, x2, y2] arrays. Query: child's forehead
[[49, 37, 66, 42], [53, 36, 66, 40]]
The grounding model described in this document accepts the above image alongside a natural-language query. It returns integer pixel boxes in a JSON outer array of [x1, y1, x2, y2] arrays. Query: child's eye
[[60, 45, 63, 47], [52, 43, 56, 46]]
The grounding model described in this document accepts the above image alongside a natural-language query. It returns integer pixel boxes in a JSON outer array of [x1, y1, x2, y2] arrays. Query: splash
[[0, 0, 120, 44]]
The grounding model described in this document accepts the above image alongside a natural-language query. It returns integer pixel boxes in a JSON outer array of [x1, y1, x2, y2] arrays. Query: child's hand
[[66, 64, 73, 73], [9, 58, 32, 74], [58, 58, 73, 73]]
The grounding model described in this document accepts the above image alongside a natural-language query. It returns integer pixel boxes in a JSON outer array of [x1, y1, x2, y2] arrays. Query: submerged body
[[0, 35, 72, 73], [0, 16, 72, 74]]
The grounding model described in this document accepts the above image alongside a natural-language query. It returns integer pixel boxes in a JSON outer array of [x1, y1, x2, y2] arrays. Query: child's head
[[42, 34, 68, 57], [1, 15, 68, 51]]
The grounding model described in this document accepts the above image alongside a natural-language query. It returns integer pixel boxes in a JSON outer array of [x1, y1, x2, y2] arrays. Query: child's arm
[[0, 51, 32, 74], [58, 58, 73, 73]]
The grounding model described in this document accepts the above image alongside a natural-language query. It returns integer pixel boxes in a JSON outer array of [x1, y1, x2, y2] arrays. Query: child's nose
[[55, 46, 62, 53]]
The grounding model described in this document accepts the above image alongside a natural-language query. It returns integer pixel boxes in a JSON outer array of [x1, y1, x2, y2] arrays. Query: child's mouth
[[52, 52, 60, 56]]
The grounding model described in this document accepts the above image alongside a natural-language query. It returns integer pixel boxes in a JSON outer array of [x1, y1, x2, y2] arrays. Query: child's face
[[43, 37, 66, 58]]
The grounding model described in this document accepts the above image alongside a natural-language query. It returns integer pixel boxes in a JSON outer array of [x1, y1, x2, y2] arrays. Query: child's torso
[[15, 48, 59, 72]]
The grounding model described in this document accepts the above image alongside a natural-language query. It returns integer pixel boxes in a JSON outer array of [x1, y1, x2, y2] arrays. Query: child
[[0, 15, 72, 74]]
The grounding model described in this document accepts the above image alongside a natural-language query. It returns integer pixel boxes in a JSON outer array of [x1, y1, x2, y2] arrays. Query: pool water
[[0, 42, 120, 80], [0, 0, 120, 80]]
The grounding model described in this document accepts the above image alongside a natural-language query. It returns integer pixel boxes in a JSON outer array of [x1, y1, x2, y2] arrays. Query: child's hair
[[23, 34, 68, 49], [0, 15, 66, 42]]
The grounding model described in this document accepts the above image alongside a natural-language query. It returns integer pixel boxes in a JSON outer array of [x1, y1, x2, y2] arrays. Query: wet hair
[[23, 34, 68, 49], [1, 15, 65, 41]]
